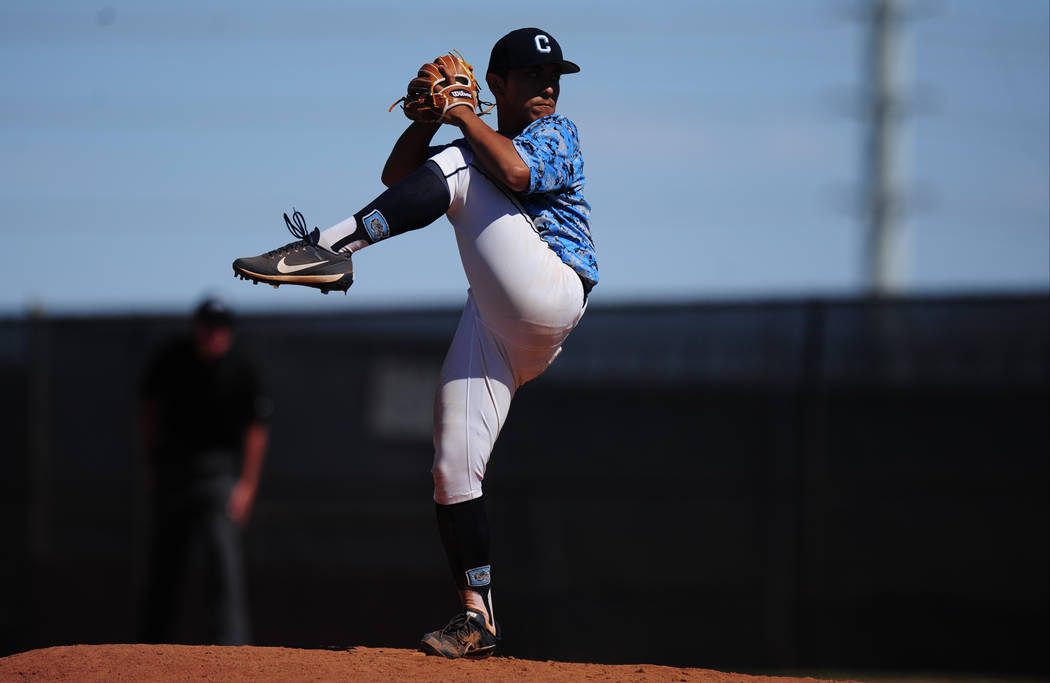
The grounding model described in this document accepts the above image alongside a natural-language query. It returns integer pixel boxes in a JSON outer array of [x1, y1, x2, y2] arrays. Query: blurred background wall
[[1, 295, 1047, 674]]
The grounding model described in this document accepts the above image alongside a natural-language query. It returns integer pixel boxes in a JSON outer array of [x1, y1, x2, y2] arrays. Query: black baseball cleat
[[419, 611, 498, 659], [232, 210, 353, 294]]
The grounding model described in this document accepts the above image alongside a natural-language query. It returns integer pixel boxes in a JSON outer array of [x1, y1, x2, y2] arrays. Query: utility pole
[[863, 0, 908, 295]]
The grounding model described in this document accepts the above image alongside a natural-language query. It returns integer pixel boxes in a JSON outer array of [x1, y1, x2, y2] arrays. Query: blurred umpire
[[139, 297, 270, 645]]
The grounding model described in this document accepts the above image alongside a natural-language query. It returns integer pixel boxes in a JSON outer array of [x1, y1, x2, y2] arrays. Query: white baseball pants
[[428, 143, 586, 505]]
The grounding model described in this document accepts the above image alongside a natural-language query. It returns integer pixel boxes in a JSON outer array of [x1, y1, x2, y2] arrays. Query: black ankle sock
[[435, 497, 494, 621], [331, 161, 450, 251]]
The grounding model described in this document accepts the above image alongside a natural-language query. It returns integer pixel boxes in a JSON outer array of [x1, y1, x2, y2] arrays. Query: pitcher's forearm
[[382, 121, 443, 187], [444, 108, 530, 191]]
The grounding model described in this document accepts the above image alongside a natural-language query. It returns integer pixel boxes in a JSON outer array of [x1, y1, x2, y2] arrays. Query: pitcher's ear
[[486, 73, 505, 97]]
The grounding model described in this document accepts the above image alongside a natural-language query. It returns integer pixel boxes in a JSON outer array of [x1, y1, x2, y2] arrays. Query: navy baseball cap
[[488, 28, 580, 75], [194, 297, 233, 326]]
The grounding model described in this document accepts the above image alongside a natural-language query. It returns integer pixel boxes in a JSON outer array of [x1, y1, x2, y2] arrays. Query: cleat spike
[[272, 284, 279, 289]]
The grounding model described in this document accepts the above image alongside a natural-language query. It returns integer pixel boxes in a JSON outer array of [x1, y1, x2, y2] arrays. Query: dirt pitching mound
[[0, 644, 852, 682]]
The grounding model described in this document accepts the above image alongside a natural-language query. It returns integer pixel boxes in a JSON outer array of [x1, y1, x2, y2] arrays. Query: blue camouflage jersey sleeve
[[512, 115, 598, 292], [513, 115, 583, 194]]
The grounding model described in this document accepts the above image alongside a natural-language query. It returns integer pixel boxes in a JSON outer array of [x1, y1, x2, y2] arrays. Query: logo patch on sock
[[466, 565, 491, 587], [362, 209, 390, 242]]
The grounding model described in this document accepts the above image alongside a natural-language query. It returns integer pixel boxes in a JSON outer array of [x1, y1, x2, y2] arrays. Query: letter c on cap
[[534, 34, 551, 53]]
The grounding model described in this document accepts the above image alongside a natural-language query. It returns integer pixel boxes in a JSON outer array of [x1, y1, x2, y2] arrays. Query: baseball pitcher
[[233, 27, 597, 659]]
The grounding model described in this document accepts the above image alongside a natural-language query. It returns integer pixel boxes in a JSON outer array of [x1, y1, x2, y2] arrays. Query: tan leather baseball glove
[[389, 50, 494, 122]]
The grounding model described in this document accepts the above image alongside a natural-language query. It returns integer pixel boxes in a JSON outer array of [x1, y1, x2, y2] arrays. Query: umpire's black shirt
[[141, 337, 268, 487]]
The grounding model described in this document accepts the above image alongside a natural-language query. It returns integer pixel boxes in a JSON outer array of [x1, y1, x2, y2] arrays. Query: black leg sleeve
[[435, 497, 491, 590], [331, 160, 450, 252]]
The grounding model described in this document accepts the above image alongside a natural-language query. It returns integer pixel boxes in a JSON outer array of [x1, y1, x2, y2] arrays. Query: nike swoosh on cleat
[[277, 257, 328, 273]]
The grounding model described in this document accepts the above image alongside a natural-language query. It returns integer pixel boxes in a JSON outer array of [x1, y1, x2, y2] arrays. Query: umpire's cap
[[488, 28, 580, 75], [194, 296, 233, 327]]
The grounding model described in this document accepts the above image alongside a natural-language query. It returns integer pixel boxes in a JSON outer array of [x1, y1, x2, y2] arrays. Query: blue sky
[[2, 0, 1047, 315]]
